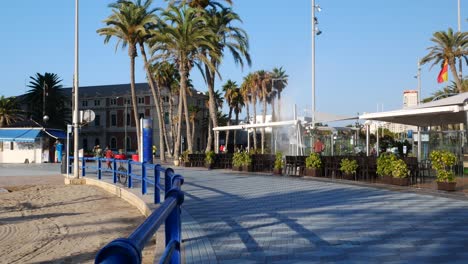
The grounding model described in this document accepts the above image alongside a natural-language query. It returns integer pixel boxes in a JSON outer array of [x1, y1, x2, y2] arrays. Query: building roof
[[359, 92, 468, 126]]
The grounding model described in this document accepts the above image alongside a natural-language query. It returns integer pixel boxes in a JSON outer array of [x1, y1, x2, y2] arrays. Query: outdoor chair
[[285, 156, 296, 175]]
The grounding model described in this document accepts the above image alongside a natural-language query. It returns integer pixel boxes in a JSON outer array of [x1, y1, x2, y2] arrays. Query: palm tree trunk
[[206, 63, 219, 151], [449, 60, 464, 93], [191, 119, 195, 147], [277, 92, 282, 121], [174, 91, 183, 160], [157, 87, 172, 158], [225, 107, 233, 152], [234, 110, 239, 147], [180, 64, 193, 153], [206, 117, 212, 152], [251, 97, 257, 151], [139, 43, 165, 162], [129, 45, 141, 156], [261, 94, 267, 154], [169, 93, 176, 155]]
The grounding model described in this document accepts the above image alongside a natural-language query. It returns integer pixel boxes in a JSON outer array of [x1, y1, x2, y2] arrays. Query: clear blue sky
[[0, 0, 466, 122]]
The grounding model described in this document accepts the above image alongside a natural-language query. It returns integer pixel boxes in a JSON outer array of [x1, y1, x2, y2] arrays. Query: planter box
[[243, 165, 253, 172], [381, 175, 393, 184], [273, 168, 282, 175], [232, 166, 242, 172], [304, 168, 320, 177], [437, 182, 456, 191], [392, 177, 409, 186], [342, 173, 355, 180]]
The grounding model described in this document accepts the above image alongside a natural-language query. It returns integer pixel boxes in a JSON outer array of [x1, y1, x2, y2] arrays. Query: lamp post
[[311, 0, 322, 128], [73, 0, 80, 178]]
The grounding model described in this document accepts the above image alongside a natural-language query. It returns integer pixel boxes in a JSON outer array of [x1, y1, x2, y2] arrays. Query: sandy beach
[[0, 177, 155, 263]]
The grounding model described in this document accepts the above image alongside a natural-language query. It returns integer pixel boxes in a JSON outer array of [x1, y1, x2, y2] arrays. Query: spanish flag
[[437, 60, 448, 83]]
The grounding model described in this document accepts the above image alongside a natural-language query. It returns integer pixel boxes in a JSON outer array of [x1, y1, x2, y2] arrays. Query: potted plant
[[273, 152, 283, 175], [181, 150, 191, 167], [430, 150, 457, 191], [391, 159, 409, 186], [205, 151, 215, 169], [304, 153, 322, 177], [241, 151, 253, 172], [339, 158, 358, 180], [377, 153, 397, 184], [232, 152, 243, 171]]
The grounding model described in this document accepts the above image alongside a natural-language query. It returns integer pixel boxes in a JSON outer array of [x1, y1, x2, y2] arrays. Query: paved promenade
[[175, 167, 468, 264]]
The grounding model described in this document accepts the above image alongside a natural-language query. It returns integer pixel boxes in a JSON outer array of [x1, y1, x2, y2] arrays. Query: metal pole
[[376, 123, 380, 156], [458, 0, 461, 32], [366, 124, 370, 156], [311, 0, 316, 127], [417, 59, 421, 104], [43, 81, 46, 117], [417, 126, 422, 162], [73, 0, 80, 178], [125, 102, 127, 153]]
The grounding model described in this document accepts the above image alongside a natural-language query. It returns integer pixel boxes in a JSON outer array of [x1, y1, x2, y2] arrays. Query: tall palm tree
[[271, 67, 288, 121], [97, 2, 155, 155], [202, 5, 251, 152], [0, 96, 23, 127], [24, 72, 68, 128], [240, 73, 253, 125], [231, 87, 243, 147], [254, 70, 271, 154], [421, 28, 468, 93], [188, 105, 201, 146], [150, 5, 219, 158], [204, 90, 223, 152], [222, 80, 238, 151]]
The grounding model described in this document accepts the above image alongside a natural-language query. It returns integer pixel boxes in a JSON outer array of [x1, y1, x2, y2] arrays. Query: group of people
[[93, 145, 114, 169]]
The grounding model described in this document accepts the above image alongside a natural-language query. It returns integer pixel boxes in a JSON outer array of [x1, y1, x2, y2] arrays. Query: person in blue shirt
[[55, 140, 63, 163]]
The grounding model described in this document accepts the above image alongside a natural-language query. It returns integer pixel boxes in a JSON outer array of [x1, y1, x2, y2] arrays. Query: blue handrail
[[68, 157, 184, 263], [95, 169, 184, 264]]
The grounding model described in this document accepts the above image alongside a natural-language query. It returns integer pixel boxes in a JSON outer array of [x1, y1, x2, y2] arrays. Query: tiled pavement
[[175, 167, 468, 263]]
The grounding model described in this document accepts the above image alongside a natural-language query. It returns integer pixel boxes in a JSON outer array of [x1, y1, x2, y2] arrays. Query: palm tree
[[188, 105, 201, 146], [97, 1, 155, 155], [222, 80, 238, 151], [150, 5, 219, 158], [201, 5, 251, 152], [271, 67, 288, 121], [166, 0, 232, 9], [204, 90, 223, 152], [24, 72, 68, 128], [231, 87, 243, 148], [0, 96, 23, 127], [255, 70, 272, 153], [421, 28, 468, 93]]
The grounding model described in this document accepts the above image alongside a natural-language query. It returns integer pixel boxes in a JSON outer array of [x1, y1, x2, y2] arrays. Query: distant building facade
[[20, 83, 209, 154]]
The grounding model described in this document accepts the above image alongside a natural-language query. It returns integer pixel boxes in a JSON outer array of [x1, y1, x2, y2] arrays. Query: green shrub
[[242, 151, 252, 166], [391, 159, 409, 178], [181, 150, 190, 162], [305, 153, 322, 169], [232, 152, 243, 167], [205, 151, 215, 164], [376, 153, 397, 176], [339, 158, 358, 175], [274, 152, 283, 169], [430, 150, 457, 183]]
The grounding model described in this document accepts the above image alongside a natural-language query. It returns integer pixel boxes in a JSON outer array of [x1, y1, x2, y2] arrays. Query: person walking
[[104, 146, 114, 170]]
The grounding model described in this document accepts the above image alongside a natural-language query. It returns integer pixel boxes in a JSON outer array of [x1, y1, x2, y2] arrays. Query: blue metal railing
[[69, 156, 163, 204], [68, 157, 184, 264]]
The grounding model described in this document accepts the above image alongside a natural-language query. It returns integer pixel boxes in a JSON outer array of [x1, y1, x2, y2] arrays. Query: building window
[[126, 114, 131, 126], [82, 100, 88, 107], [125, 137, 131, 151], [110, 98, 117, 105], [94, 115, 100, 126], [139, 113, 144, 120], [110, 137, 117, 149], [138, 97, 145, 104], [94, 100, 100, 106], [95, 138, 100, 147], [10, 142, 14, 150], [111, 114, 117, 126]]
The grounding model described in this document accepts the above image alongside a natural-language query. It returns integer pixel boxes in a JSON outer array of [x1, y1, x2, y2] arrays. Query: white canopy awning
[[359, 92, 468, 127]]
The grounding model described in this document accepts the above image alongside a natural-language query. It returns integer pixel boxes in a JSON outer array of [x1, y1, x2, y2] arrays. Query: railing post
[[128, 160, 132, 188], [82, 157, 86, 177], [165, 168, 174, 195], [165, 175, 184, 264], [142, 162, 147, 195], [113, 159, 117, 183], [155, 165, 161, 204], [98, 158, 102, 180]]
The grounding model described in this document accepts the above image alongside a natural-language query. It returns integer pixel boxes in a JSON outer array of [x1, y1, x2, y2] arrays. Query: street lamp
[[311, 0, 322, 128], [73, 0, 80, 178], [117, 96, 129, 153]]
